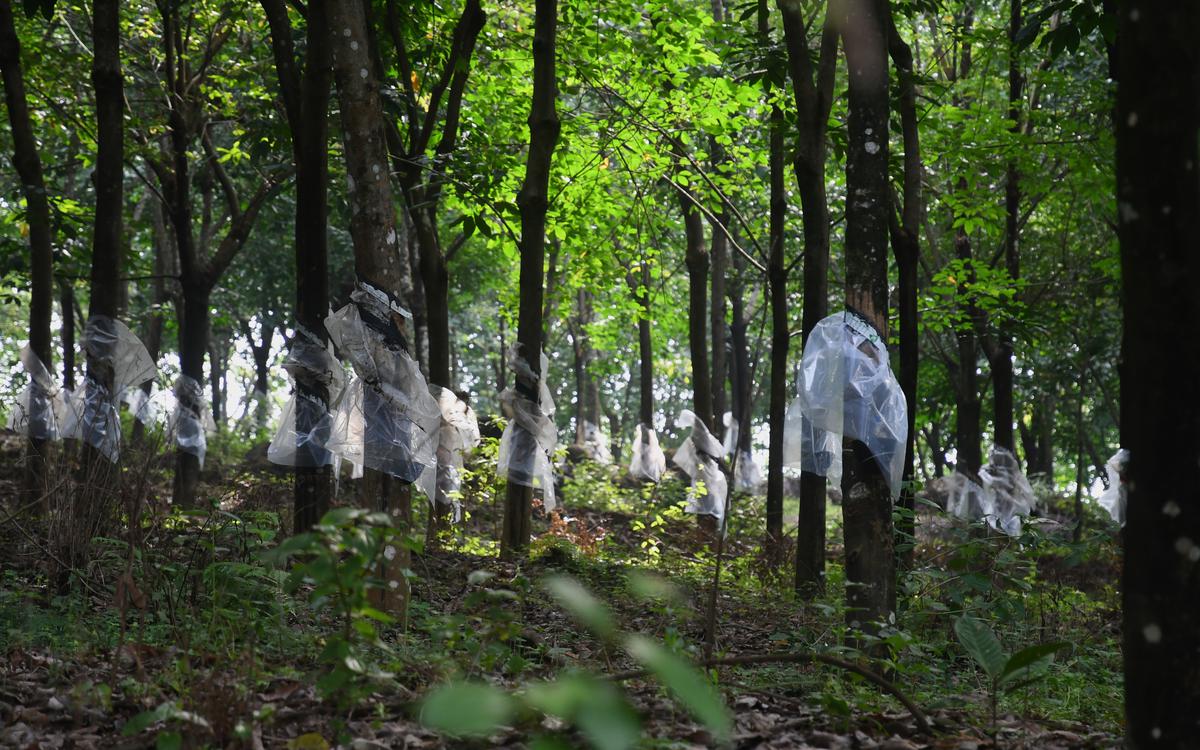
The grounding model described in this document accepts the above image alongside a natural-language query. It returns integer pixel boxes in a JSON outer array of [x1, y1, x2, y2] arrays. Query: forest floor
[[0, 435, 1124, 749]]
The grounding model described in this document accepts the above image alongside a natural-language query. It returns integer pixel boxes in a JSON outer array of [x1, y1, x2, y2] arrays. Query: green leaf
[[954, 616, 1007, 680], [421, 682, 515, 737], [122, 703, 174, 736], [1000, 642, 1068, 683], [624, 635, 731, 741], [544, 575, 616, 640], [156, 731, 183, 750]]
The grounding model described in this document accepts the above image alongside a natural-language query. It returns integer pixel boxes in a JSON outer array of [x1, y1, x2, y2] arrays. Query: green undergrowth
[[0, 454, 1124, 746]]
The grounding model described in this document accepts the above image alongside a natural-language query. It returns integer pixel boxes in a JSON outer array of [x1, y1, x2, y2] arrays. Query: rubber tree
[[376, 0, 485, 540], [262, 0, 334, 533], [838, 0, 894, 632], [148, 2, 279, 507], [1116, 2, 1200, 743], [0, 0, 55, 510], [885, 9, 922, 570], [777, 0, 837, 596], [500, 0, 560, 558], [325, 0, 421, 619]]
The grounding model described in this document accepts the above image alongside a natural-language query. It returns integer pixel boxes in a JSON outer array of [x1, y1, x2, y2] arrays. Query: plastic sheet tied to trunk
[[325, 285, 440, 485], [629, 423, 666, 483], [673, 409, 727, 523], [268, 326, 345, 468], [944, 447, 1035, 537], [416, 386, 482, 520], [7, 346, 63, 440], [783, 311, 907, 497], [497, 350, 558, 511], [580, 421, 612, 464], [721, 412, 763, 492], [1098, 449, 1129, 526], [173, 375, 211, 468], [61, 316, 157, 462]]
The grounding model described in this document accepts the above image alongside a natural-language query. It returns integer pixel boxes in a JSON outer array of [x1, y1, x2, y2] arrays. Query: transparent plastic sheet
[[6, 346, 62, 440], [1098, 449, 1129, 526], [497, 349, 558, 511], [324, 289, 441, 486], [82, 316, 157, 396], [720, 413, 763, 491], [785, 311, 907, 496], [782, 399, 843, 485], [580, 420, 612, 464], [980, 447, 1035, 522], [673, 409, 727, 523], [943, 447, 1035, 537], [122, 386, 161, 426], [417, 386, 482, 519], [173, 375, 209, 468], [268, 327, 345, 468], [628, 423, 667, 482]]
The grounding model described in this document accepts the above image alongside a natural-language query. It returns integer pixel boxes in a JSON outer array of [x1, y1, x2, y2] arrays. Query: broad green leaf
[[421, 682, 515, 737], [1000, 642, 1068, 683], [954, 616, 1007, 680], [624, 635, 731, 742]]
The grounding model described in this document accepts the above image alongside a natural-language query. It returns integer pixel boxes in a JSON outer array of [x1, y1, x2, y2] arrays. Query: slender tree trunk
[[637, 261, 654, 427], [0, 0, 55, 509], [681, 193, 713, 433], [502, 0, 559, 557], [886, 12, 922, 570], [326, 0, 415, 621], [60, 279, 76, 392], [710, 215, 728, 437], [1116, 3, 1200, 742], [778, 0, 836, 597], [993, 0, 1022, 454], [953, 232, 983, 476], [759, 0, 785, 558], [839, 0, 894, 633], [262, 0, 333, 532]]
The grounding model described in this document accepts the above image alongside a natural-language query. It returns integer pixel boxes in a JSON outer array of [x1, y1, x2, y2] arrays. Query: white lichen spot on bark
[[1143, 623, 1162, 643], [865, 141, 879, 154], [1163, 501, 1181, 517], [1127, 111, 1138, 127]]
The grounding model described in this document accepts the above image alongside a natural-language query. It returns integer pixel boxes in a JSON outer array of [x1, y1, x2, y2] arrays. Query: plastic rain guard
[[497, 349, 558, 511], [629, 423, 666, 483], [673, 409, 727, 524], [268, 326, 345, 468]]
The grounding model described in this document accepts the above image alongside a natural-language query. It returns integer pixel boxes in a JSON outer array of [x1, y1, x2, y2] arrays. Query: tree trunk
[[60, 279, 76, 392], [994, 0, 1023, 454], [326, 0, 417, 621], [637, 261, 654, 427], [759, 0, 785, 559], [839, 0, 894, 633], [262, 0, 333, 533], [1116, 3, 1200, 742], [0, 0, 55, 509], [172, 285, 209, 505], [681, 193, 713, 433], [953, 232, 983, 476], [886, 12, 922, 571], [778, 0, 837, 597], [710, 214, 728, 438], [502, 0, 559, 557]]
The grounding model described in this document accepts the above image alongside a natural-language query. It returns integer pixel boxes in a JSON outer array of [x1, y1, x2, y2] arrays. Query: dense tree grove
[[0, 0, 1194, 746]]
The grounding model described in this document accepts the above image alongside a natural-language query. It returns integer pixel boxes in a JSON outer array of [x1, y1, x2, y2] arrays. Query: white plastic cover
[[416, 386, 482, 520], [324, 286, 441, 485], [783, 311, 907, 497], [1098, 448, 1129, 526], [122, 386, 160, 426], [673, 409, 727, 523], [268, 326, 346, 468], [579, 420, 612, 464], [59, 317, 157, 462], [497, 349, 558, 511], [173, 374, 210, 468], [720, 413, 763, 491], [628, 422, 667, 482], [944, 447, 1035, 537], [6, 346, 63, 440]]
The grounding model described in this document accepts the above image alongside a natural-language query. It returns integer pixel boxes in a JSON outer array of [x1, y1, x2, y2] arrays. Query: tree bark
[[838, 0, 894, 633], [778, 0, 837, 597], [637, 260, 654, 427], [1116, 2, 1200, 743], [0, 0, 55, 509], [501, 0, 559, 558], [326, 0, 418, 622], [886, 11, 922, 571], [681, 192, 713, 433], [262, 0, 334, 532]]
